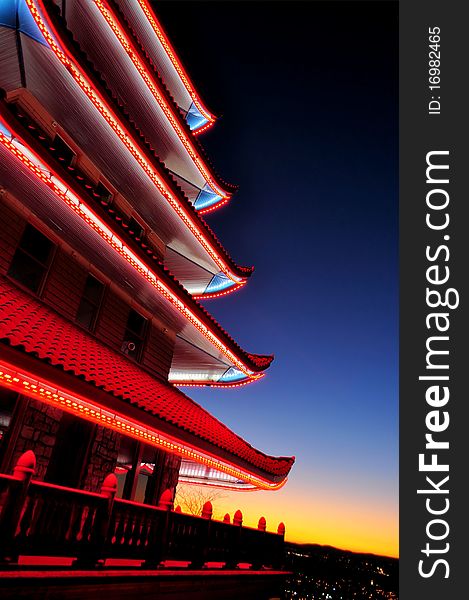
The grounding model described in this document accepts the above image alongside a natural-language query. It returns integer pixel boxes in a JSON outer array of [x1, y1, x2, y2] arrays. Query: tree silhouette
[[175, 483, 226, 519]]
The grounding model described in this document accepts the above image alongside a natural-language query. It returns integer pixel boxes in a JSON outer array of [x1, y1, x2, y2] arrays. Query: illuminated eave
[[134, 0, 216, 132], [0, 361, 286, 491], [193, 281, 246, 301], [93, 0, 230, 212], [177, 476, 256, 491], [175, 379, 264, 390], [0, 100, 241, 298], [0, 120, 268, 383], [25, 0, 249, 288], [122, 461, 258, 491]]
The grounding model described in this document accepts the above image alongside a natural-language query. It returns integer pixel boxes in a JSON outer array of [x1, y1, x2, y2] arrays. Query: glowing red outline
[[173, 374, 266, 389], [135, 0, 216, 129], [95, 0, 228, 203], [0, 361, 287, 490], [26, 0, 244, 286], [193, 121, 215, 136], [198, 197, 230, 216], [193, 280, 246, 300], [0, 122, 262, 382]]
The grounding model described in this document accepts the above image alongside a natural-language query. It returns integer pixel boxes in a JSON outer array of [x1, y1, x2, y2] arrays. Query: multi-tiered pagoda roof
[[0, 0, 294, 490]]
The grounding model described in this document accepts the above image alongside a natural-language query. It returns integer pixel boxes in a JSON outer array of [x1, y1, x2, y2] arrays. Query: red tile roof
[[0, 277, 294, 483]]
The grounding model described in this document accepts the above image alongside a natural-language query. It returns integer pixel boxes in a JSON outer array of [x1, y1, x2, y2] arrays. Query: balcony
[[0, 451, 288, 599]]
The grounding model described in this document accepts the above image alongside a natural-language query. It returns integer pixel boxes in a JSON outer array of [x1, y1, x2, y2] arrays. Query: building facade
[[0, 0, 293, 516]]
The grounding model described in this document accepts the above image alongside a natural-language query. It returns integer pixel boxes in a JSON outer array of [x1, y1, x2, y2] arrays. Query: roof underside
[[0, 121, 271, 384], [0, 277, 294, 488], [114, 0, 216, 132], [60, 0, 228, 209], [117, 459, 248, 491], [0, 2, 249, 296]]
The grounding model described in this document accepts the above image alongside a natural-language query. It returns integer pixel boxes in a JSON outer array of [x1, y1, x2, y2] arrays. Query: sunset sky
[[157, 1, 398, 558]]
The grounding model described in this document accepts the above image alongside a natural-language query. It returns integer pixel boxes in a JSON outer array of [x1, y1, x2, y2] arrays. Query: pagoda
[[0, 0, 294, 516]]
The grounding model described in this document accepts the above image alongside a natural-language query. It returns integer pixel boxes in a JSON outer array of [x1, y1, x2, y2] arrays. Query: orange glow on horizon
[[177, 484, 399, 559]]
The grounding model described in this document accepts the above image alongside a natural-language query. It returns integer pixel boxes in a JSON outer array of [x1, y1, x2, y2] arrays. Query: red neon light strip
[[95, 0, 227, 200], [135, 0, 215, 128], [173, 375, 266, 389], [0, 361, 285, 490], [198, 197, 230, 216], [192, 121, 215, 137], [0, 124, 260, 381], [26, 0, 241, 285], [192, 280, 245, 300]]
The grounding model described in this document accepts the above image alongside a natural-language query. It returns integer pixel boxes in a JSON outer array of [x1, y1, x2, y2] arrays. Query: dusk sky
[[157, 1, 398, 557]]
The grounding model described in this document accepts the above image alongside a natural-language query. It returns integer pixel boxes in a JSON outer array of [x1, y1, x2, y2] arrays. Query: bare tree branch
[[175, 484, 227, 519]]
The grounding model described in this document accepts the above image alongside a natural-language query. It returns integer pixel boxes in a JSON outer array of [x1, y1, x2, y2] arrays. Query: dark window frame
[[7, 223, 56, 296], [50, 134, 76, 167], [127, 216, 145, 241], [122, 308, 148, 362], [95, 181, 114, 204], [75, 273, 106, 332]]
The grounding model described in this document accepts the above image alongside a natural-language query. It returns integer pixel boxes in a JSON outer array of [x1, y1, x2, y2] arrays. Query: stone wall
[[11, 399, 63, 480], [82, 426, 121, 492], [144, 449, 181, 505]]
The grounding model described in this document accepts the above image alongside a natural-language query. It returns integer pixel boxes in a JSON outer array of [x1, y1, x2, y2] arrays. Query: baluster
[[17, 496, 36, 543], [250, 516, 267, 570], [224, 509, 242, 570], [143, 512, 157, 554], [68, 503, 85, 543], [274, 522, 286, 569], [75, 473, 117, 567], [132, 513, 142, 548], [123, 509, 135, 548], [190, 502, 212, 569], [114, 508, 127, 546], [81, 505, 96, 544], [107, 506, 119, 546], [143, 488, 172, 568]]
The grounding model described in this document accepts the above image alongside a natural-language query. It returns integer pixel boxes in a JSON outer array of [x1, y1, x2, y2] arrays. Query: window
[[0, 389, 18, 444], [50, 135, 76, 167], [121, 308, 147, 361], [95, 182, 113, 204], [127, 217, 144, 241], [76, 274, 105, 331], [8, 224, 55, 293], [0, 388, 19, 466]]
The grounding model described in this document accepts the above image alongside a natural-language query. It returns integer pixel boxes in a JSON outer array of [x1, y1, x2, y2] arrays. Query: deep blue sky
[[157, 1, 398, 554]]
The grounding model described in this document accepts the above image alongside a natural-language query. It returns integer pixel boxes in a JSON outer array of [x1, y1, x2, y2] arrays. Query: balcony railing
[[0, 451, 285, 570]]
